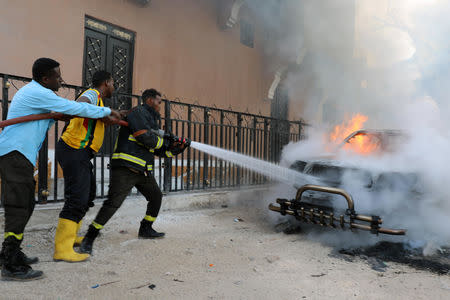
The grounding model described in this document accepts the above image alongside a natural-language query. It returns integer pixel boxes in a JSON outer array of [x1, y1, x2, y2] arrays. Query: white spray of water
[[190, 141, 317, 187]]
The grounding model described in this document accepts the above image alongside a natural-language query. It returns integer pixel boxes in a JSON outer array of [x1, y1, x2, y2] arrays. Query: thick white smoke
[[248, 0, 450, 250]]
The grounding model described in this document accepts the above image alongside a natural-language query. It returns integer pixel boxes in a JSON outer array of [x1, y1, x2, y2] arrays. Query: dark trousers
[[0, 151, 36, 235], [94, 166, 162, 226], [56, 140, 96, 223]]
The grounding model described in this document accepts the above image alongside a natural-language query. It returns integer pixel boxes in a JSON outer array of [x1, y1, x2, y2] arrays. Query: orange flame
[[329, 114, 380, 155], [330, 114, 368, 143]]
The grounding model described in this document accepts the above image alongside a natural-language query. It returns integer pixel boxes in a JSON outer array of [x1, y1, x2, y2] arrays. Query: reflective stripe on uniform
[[128, 135, 144, 147], [155, 136, 163, 149], [4, 232, 23, 240], [112, 153, 147, 167], [147, 165, 153, 171], [92, 221, 104, 230], [144, 215, 157, 222], [129, 135, 162, 151], [165, 151, 174, 158]]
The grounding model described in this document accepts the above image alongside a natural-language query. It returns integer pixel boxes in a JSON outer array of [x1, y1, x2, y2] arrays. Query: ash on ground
[[336, 241, 450, 275]]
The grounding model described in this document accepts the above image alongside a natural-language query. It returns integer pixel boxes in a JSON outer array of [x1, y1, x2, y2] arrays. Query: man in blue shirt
[[0, 58, 121, 281]]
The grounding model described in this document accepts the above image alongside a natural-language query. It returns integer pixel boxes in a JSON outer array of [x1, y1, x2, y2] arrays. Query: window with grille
[[240, 20, 254, 48]]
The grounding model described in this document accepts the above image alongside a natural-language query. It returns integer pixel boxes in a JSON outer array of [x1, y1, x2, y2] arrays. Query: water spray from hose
[[189, 141, 316, 186]]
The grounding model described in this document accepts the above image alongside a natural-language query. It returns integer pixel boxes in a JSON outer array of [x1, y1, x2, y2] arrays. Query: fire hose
[[0, 112, 190, 145], [0, 113, 128, 128]]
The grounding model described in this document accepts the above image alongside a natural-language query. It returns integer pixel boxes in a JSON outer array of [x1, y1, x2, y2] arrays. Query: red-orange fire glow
[[329, 114, 380, 155]]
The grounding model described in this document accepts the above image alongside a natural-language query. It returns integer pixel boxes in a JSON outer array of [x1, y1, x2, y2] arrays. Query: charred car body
[[269, 130, 419, 235]]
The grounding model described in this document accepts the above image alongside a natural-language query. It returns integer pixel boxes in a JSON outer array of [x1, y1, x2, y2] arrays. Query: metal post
[[186, 105, 192, 190], [263, 119, 268, 161], [174, 120, 179, 191], [263, 119, 269, 183], [252, 116, 257, 184], [298, 121, 303, 141], [38, 135, 49, 203], [284, 121, 291, 161], [219, 111, 224, 187], [203, 108, 209, 188], [2, 75, 9, 121], [163, 101, 172, 192], [236, 113, 242, 186], [213, 117, 218, 188]]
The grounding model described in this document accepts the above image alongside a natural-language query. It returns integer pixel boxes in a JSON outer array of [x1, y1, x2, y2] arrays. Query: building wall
[[0, 0, 271, 115]]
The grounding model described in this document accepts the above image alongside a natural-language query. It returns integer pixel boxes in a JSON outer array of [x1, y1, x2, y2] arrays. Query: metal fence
[[0, 73, 306, 205]]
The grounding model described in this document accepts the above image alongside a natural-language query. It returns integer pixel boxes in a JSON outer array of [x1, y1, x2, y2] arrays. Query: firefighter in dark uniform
[[80, 88, 189, 254]]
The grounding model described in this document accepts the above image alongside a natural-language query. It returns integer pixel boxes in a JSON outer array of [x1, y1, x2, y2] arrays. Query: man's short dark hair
[[142, 89, 162, 101], [32, 58, 60, 81], [92, 70, 112, 88]]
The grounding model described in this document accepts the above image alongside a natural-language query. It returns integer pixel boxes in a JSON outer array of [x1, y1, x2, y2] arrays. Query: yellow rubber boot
[[53, 218, 90, 262], [73, 220, 84, 246]]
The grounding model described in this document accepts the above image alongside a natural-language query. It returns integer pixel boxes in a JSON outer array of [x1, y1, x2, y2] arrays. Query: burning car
[[269, 116, 415, 235]]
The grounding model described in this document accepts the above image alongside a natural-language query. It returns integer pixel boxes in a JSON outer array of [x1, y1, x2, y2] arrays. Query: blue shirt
[[0, 80, 112, 166]]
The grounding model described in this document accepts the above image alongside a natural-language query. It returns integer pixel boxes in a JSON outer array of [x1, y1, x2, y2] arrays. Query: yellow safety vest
[[61, 89, 105, 152]]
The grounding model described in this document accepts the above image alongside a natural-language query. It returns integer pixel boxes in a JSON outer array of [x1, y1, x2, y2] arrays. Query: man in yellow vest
[[53, 70, 116, 262]]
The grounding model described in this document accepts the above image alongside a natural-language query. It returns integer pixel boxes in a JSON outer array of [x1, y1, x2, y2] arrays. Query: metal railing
[[0, 73, 306, 205]]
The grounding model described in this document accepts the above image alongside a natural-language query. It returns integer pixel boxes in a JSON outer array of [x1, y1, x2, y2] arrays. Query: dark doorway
[[83, 16, 135, 154], [269, 85, 290, 162]]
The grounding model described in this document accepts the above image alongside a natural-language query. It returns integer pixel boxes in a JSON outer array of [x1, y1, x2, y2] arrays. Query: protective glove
[[169, 136, 190, 154], [162, 132, 175, 148]]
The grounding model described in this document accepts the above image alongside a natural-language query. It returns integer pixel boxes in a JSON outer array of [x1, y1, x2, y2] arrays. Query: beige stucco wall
[[0, 0, 271, 115]]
